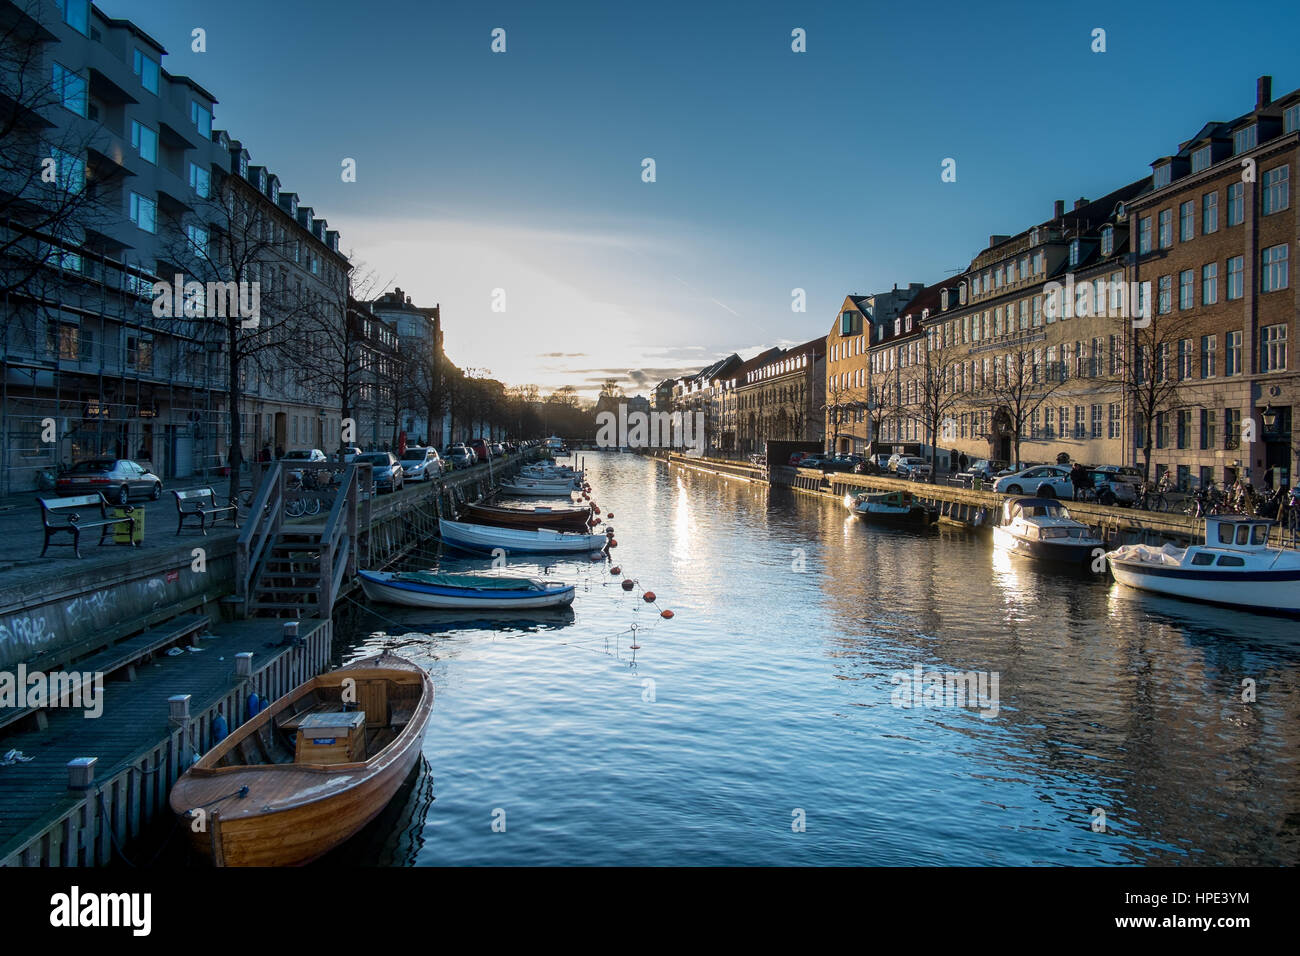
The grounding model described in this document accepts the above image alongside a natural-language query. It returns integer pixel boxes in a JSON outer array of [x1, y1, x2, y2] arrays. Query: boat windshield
[[1040, 526, 1088, 539], [1018, 502, 1065, 519]]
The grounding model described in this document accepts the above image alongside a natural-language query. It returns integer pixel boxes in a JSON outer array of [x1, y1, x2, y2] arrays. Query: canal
[[326, 452, 1299, 866]]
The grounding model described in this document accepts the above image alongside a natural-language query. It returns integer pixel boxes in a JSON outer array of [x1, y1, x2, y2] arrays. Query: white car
[[400, 447, 443, 481], [994, 465, 1074, 499], [895, 456, 933, 480]]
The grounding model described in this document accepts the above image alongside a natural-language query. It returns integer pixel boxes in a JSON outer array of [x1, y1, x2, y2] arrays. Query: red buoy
[[606, 512, 613, 518], [621, 579, 634, 591], [608, 539, 618, 547], [643, 591, 656, 602], [610, 566, 621, 575], [660, 609, 675, 619]]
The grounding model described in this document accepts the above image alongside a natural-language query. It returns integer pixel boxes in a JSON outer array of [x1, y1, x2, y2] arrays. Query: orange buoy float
[[660, 609, 675, 619], [621, 579, 634, 591], [608, 539, 617, 547], [642, 591, 656, 602]]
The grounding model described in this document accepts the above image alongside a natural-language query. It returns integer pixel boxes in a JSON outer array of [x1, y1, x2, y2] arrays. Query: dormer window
[[1069, 239, 1080, 267], [1285, 104, 1300, 135], [1030, 227, 1040, 246], [239, 153, 249, 178], [959, 281, 968, 306], [941, 289, 949, 310], [1234, 124, 1257, 155], [906, 315, 913, 332], [1153, 164, 1172, 189], [257, 169, 267, 192], [894, 318, 901, 335], [269, 180, 279, 202], [1100, 225, 1114, 257], [840, 310, 855, 335], [1191, 145, 1213, 173]]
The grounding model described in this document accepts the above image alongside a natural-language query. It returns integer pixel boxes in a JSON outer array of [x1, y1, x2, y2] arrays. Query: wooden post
[[235, 651, 254, 678], [67, 757, 96, 790]]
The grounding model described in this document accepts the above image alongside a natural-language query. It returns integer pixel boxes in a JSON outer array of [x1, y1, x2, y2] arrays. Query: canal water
[[328, 452, 1299, 866]]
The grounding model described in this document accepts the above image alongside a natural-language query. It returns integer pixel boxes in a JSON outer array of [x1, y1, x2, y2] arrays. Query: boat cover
[[393, 571, 546, 590]]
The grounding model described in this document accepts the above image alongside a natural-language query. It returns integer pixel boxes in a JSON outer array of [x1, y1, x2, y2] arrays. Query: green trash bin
[[113, 506, 144, 545]]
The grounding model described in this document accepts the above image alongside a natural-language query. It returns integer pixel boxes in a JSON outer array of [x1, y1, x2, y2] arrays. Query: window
[[1202, 191, 1218, 233], [1225, 408, 1241, 449], [1177, 410, 1191, 449], [1178, 269, 1194, 310], [1156, 412, 1168, 449], [50, 146, 84, 194], [1202, 262, 1218, 305], [127, 333, 154, 372], [1157, 275, 1172, 314], [1262, 165, 1289, 215], [1100, 225, 1113, 257], [1226, 256, 1244, 300], [59, 0, 88, 35], [1286, 104, 1300, 134], [1179, 200, 1194, 241], [1200, 409, 1216, 450], [128, 192, 156, 233], [1138, 216, 1152, 253], [1074, 406, 1087, 439], [1200, 335, 1216, 378], [1108, 403, 1121, 439], [187, 224, 208, 258], [1262, 244, 1289, 292], [1153, 164, 1171, 189], [1069, 239, 1080, 267], [130, 121, 157, 164], [52, 63, 86, 116], [1262, 324, 1287, 372], [1059, 407, 1068, 440], [189, 162, 210, 198], [1225, 330, 1242, 376], [1233, 124, 1257, 154], [1158, 209, 1172, 248], [1191, 145, 1213, 172], [132, 50, 159, 94], [191, 102, 212, 139], [1227, 182, 1243, 226], [1177, 338, 1192, 380], [1091, 404, 1102, 439]]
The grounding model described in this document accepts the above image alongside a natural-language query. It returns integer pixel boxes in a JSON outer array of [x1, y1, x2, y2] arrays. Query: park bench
[[38, 494, 137, 559], [174, 487, 239, 535], [0, 613, 210, 732]]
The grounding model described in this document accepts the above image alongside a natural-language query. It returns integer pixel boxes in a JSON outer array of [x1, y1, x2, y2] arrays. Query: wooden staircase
[[248, 529, 325, 616]]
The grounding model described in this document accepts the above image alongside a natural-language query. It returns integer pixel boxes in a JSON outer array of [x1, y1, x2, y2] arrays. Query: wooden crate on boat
[[295, 711, 366, 765]]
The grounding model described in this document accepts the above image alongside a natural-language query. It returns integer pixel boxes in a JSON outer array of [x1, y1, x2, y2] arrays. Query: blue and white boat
[[357, 569, 576, 609], [439, 518, 608, 553], [1106, 516, 1300, 614]]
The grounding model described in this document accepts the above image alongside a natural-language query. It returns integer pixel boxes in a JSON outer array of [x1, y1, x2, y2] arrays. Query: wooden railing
[[318, 463, 371, 616], [236, 462, 283, 615]]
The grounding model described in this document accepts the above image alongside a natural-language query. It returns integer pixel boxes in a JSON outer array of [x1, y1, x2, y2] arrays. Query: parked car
[[56, 458, 162, 504], [490, 442, 506, 457], [282, 449, 327, 463], [887, 453, 905, 472], [993, 464, 1074, 498], [400, 447, 443, 481], [798, 453, 833, 470], [355, 452, 404, 492], [468, 438, 491, 462], [788, 451, 810, 466], [894, 456, 933, 481], [853, 458, 881, 475], [827, 455, 862, 473], [338, 446, 363, 463], [444, 445, 475, 469], [956, 458, 1008, 485], [870, 453, 892, 471], [1093, 465, 1143, 488]]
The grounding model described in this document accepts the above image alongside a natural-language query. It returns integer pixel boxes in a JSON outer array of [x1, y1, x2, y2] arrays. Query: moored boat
[[499, 480, 578, 497], [439, 517, 608, 553], [845, 490, 931, 523], [357, 569, 576, 609], [168, 652, 433, 866], [1106, 516, 1300, 614], [992, 497, 1103, 567], [463, 500, 593, 531]]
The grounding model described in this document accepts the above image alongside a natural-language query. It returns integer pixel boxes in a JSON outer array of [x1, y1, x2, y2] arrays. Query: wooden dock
[[0, 618, 332, 867]]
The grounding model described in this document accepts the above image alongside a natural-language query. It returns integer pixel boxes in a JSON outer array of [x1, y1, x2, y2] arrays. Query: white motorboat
[[499, 480, 577, 497], [1106, 516, 1300, 614], [844, 490, 930, 524], [991, 497, 1104, 568], [439, 518, 608, 553], [357, 569, 576, 609]]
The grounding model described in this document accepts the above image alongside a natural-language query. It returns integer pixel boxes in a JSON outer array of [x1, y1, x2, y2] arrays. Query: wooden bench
[[174, 487, 239, 535], [38, 494, 137, 558], [0, 613, 210, 732]]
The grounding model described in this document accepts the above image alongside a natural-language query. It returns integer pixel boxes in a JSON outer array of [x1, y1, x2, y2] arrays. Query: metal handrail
[[236, 461, 283, 614]]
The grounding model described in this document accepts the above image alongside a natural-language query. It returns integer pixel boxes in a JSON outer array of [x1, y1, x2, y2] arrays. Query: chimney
[[1257, 75, 1272, 110], [1053, 199, 1065, 219], [1074, 197, 1088, 211]]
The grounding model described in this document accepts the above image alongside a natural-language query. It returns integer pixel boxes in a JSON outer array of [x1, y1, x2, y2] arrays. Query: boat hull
[[993, 525, 1102, 566], [464, 502, 591, 531], [357, 570, 576, 609], [499, 483, 576, 497], [1108, 559, 1300, 613], [169, 654, 433, 867], [439, 518, 607, 553]]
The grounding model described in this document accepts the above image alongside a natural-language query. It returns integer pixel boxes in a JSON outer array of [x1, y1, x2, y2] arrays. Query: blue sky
[[115, 0, 1300, 398]]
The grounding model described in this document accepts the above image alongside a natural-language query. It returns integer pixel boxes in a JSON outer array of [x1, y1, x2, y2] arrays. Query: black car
[[354, 452, 404, 492]]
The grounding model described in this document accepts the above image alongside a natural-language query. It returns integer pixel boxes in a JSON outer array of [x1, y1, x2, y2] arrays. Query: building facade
[[732, 337, 825, 455]]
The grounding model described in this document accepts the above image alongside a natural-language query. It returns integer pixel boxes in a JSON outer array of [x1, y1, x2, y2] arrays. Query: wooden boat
[[439, 518, 608, 553], [1106, 516, 1300, 614], [992, 497, 1103, 568], [499, 480, 577, 497], [357, 569, 576, 609], [464, 500, 593, 531], [844, 490, 931, 523], [168, 652, 433, 866]]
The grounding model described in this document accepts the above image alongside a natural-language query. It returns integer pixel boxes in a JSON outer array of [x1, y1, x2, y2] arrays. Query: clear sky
[[114, 0, 1300, 399]]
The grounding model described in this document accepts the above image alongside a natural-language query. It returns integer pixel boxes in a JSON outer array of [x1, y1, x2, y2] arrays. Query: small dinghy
[[992, 497, 1103, 567], [845, 490, 930, 524], [1106, 516, 1300, 614], [357, 569, 576, 609], [168, 652, 433, 866], [499, 479, 577, 497], [439, 518, 608, 553]]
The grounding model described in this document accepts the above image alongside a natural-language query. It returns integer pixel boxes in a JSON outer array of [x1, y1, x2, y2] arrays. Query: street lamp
[[1261, 404, 1278, 430]]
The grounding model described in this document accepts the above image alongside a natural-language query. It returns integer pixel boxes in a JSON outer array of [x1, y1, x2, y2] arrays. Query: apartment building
[[0, 0, 349, 492], [370, 286, 445, 448], [732, 337, 825, 455], [1127, 76, 1299, 488]]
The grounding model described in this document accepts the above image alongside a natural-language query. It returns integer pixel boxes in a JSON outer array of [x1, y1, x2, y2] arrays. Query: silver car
[[400, 447, 443, 481], [56, 458, 163, 504]]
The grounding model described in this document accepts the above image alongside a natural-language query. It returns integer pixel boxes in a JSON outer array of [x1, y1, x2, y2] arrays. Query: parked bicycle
[[1135, 472, 1175, 512]]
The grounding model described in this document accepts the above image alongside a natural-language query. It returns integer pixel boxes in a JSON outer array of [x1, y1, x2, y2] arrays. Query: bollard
[[67, 757, 96, 791], [282, 621, 300, 645], [168, 693, 191, 727], [235, 652, 254, 678]]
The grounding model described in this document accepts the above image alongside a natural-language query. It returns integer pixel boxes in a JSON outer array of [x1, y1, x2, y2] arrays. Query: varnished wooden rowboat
[[463, 500, 593, 531], [168, 652, 433, 866]]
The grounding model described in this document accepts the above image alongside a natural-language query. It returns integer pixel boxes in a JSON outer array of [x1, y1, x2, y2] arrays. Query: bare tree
[[976, 340, 1073, 468], [1116, 310, 1199, 482], [908, 329, 965, 478]]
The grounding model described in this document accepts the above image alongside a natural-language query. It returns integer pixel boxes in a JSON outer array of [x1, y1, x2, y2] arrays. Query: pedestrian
[[959, 453, 968, 472], [274, 444, 284, 460], [259, 443, 271, 463]]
